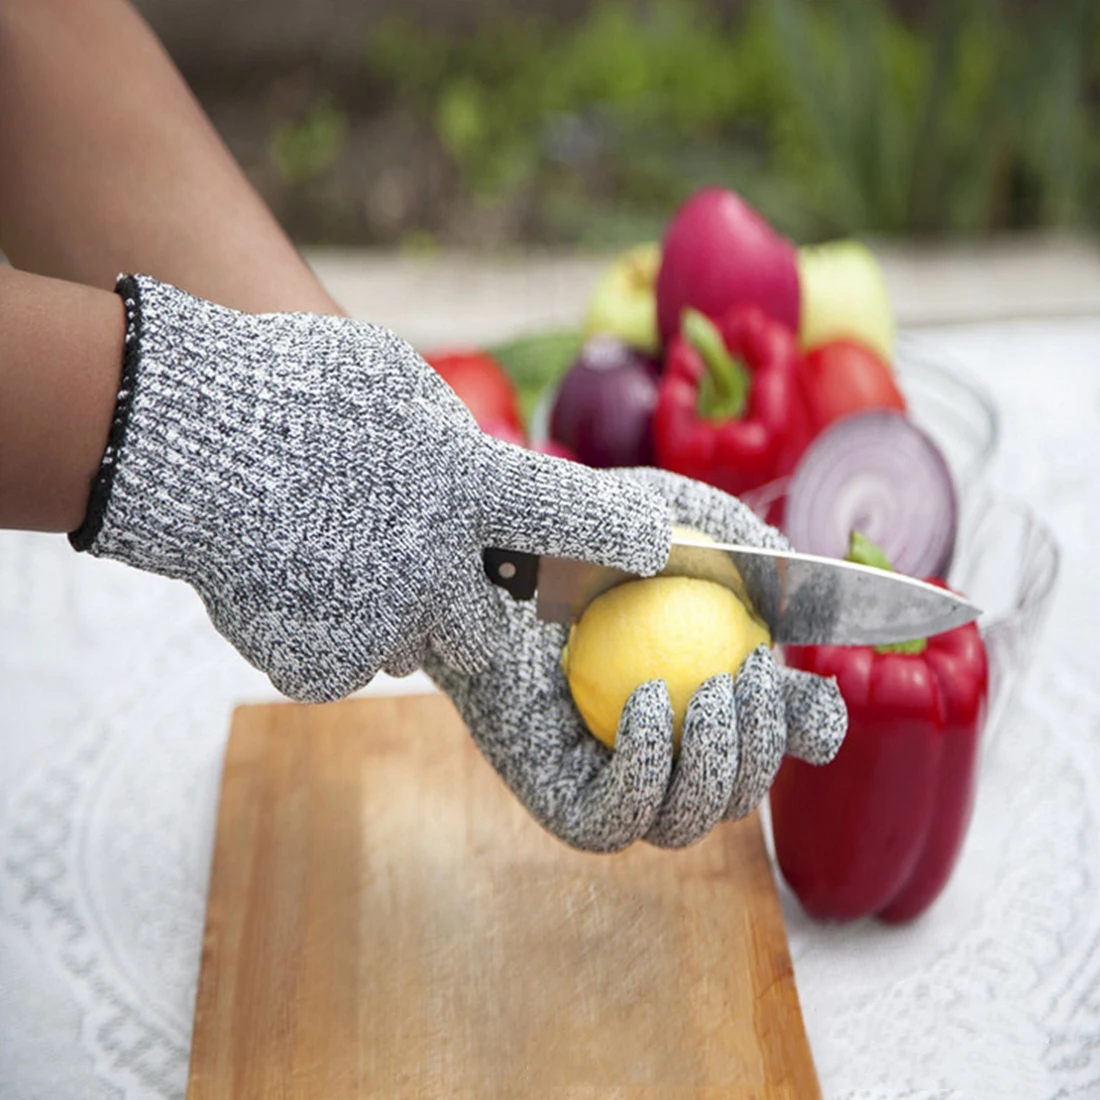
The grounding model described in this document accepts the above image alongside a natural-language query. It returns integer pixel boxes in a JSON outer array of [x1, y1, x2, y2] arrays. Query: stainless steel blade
[[534, 538, 981, 646]]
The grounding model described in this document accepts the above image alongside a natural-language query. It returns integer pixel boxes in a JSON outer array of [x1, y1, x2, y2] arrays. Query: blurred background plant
[[141, 0, 1100, 248], [268, 97, 349, 187]]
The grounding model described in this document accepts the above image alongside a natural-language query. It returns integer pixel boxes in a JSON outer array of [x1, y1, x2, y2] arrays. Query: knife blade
[[482, 539, 980, 646]]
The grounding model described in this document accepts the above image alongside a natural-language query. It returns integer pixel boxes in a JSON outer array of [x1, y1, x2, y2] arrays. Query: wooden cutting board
[[187, 694, 820, 1099]]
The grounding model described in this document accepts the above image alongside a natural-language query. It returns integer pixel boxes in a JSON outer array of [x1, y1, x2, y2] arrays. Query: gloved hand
[[425, 468, 847, 852], [70, 275, 672, 702]]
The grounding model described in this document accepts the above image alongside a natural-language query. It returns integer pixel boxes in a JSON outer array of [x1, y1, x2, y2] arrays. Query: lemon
[[561, 554, 771, 751]]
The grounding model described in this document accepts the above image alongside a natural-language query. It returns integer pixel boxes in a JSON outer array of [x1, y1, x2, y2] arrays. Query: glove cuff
[[66, 273, 258, 585], [69, 274, 144, 551]]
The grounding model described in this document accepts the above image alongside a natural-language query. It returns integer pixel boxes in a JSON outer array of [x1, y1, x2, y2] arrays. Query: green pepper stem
[[845, 530, 929, 655], [847, 530, 894, 572], [683, 309, 749, 421]]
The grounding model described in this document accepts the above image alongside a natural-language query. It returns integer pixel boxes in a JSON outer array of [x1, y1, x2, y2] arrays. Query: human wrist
[[0, 267, 125, 533]]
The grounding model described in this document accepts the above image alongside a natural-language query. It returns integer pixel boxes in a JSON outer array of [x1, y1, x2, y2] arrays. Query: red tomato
[[424, 351, 526, 440], [802, 340, 906, 432]]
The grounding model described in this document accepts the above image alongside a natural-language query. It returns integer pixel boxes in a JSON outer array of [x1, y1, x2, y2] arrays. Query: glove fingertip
[[782, 669, 848, 765], [735, 644, 781, 689], [619, 679, 674, 735], [621, 467, 789, 552], [644, 674, 739, 850], [558, 472, 672, 577], [481, 446, 672, 578], [683, 672, 736, 734], [725, 647, 785, 822], [542, 680, 673, 854], [613, 679, 675, 784]]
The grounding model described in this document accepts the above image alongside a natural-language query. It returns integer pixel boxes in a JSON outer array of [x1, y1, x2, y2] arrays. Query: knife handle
[[482, 548, 539, 601]]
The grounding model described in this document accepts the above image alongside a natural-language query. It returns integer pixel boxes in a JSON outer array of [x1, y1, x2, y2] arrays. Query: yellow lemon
[[561, 546, 771, 752]]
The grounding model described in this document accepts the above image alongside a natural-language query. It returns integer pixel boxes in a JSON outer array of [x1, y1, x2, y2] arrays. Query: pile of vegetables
[[422, 185, 989, 925]]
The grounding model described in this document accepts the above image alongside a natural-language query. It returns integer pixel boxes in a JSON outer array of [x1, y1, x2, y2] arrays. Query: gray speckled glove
[[70, 275, 671, 702], [425, 468, 847, 853]]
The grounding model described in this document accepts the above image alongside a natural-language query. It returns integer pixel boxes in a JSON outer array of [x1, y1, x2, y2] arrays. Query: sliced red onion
[[784, 411, 957, 578]]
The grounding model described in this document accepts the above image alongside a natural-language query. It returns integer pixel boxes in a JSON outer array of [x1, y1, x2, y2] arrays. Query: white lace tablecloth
[[3, 318, 1099, 1100]]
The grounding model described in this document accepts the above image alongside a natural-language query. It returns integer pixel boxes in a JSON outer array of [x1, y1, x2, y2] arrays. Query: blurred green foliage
[[269, 97, 349, 186], [364, 0, 1100, 243]]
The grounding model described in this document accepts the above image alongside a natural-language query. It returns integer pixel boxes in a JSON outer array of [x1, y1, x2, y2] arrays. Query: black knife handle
[[482, 547, 540, 601]]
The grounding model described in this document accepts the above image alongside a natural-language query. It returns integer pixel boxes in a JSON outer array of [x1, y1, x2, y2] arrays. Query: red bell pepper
[[769, 533, 989, 924], [653, 306, 813, 497]]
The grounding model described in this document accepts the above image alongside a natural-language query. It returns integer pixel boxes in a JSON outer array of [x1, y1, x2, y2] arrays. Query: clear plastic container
[[949, 494, 1060, 749], [894, 338, 999, 497]]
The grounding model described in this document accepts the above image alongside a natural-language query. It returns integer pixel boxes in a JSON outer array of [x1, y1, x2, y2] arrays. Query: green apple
[[583, 242, 661, 355], [797, 240, 895, 361]]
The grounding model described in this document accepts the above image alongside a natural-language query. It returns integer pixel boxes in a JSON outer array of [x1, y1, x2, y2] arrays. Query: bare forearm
[[0, 268, 123, 531], [0, 0, 339, 315]]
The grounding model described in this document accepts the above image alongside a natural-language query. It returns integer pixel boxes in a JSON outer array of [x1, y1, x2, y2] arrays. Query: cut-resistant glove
[[70, 275, 672, 702], [424, 467, 847, 853]]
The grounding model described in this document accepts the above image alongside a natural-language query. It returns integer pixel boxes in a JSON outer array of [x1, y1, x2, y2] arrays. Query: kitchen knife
[[482, 539, 980, 646]]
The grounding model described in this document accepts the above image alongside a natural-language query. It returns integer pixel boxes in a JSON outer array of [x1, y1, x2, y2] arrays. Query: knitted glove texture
[[71, 275, 671, 702]]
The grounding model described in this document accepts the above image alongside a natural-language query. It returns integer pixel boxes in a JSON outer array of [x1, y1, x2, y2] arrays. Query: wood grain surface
[[187, 694, 820, 1099]]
